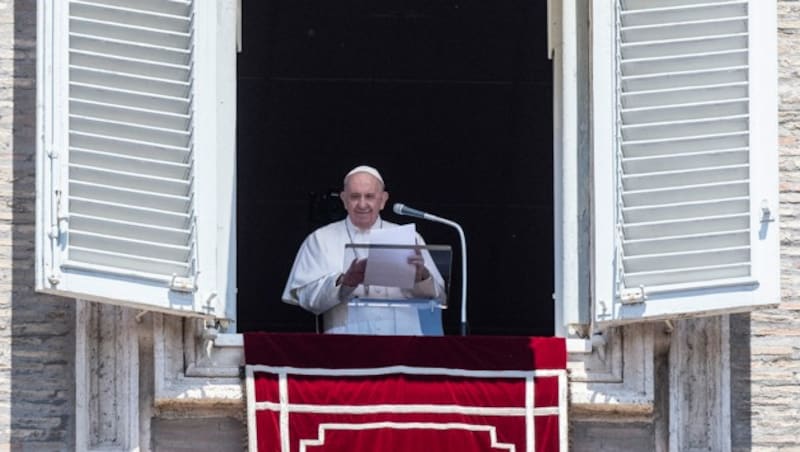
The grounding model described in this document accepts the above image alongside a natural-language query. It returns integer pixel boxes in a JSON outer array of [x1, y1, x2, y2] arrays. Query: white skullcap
[[344, 165, 384, 186]]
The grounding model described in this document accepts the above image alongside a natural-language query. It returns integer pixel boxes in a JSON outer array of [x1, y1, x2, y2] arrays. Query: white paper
[[364, 224, 417, 289]]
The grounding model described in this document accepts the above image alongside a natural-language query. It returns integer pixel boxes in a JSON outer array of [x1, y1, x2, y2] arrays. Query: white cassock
[[282, 217, 446, 335]]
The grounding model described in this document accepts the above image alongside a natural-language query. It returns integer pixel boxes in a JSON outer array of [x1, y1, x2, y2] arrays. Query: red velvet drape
[[245, 333, 566, 452]]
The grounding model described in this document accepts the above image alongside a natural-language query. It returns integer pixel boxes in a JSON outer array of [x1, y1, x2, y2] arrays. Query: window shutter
[[592, 0, 779, 326], [37, 0, 235, 319]]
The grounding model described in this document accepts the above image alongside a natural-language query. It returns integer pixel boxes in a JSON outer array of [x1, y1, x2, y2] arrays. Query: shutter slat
[[71, 214, 190, 245], [622, 17, 747, 42], [70, 132, 189, 164], [623, 246, 749, 273], [70, 99, 190, 130], [621, 83, 748, 109], [70, 181, 190, 213], [623, 213, 749, 239], [622, 0, 745, 12], [621, 34, 748, 59], [622, 50, 747, 77], [622, 67, 747, 92], [71, 67, 190, 98], [70, 33, 190, 66], [75, 0, 191, 17], [623, 229, 749, 255], [70, 164, 191, 196], [70, 231, 190, 263], [623, 199, 748, 224], [622, 148, 748, 173], [70, 51, 190, 82], [622, 164, 748, 191], [621, 116, 748, 141], [71, 1, 191, 33], [71, 83, 189, 115], [70, 17, 191, 49], [70, 116, 190, 148], [624, 264, 751, 287], [622, 131, 748, 157], [71, 148, 190, 179], [69, 247, 189, 276], [621, 99, 748, 125], [70, 198, 190, 230], [620, 3, 747, 28], [622, 181, 748, 207], [70, 100, 190, 130]]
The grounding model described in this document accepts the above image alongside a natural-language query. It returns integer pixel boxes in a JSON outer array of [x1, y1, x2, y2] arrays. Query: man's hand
[[409, 251, 431, 282], [340, 258, 367, 287]]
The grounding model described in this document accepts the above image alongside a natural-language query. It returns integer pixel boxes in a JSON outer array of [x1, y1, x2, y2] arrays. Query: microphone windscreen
[[392, 203, 405, 215]]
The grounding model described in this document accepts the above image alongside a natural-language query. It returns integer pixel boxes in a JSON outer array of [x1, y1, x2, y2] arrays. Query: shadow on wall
[[730, 313, 752, 451], [10, 0, 76, 449]]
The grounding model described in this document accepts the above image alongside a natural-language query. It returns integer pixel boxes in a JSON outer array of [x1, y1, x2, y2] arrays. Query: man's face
[[341, 172, 388, 230]]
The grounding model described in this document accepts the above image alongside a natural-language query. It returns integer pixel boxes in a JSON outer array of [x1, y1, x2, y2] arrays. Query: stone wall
[[728, 2, 800, 450], [0, 0, 76, 450]]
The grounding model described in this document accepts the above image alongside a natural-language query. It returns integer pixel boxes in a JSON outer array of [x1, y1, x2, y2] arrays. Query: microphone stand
[[394, 204, 468, 335], [434, 216, 468, 336]]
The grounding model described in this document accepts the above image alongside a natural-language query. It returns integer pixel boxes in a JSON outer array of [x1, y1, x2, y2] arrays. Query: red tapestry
[[244, 333, 567, 452]]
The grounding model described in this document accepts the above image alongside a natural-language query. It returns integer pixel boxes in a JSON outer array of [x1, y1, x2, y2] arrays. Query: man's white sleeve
[[282, 231, 352, 315], [291, 273, 350, 315]]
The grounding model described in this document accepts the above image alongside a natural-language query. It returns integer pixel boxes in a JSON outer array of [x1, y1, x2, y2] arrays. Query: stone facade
[[1, 0, 75, 450], [0, 1, 797, 451], [727, 2, 800, 450]]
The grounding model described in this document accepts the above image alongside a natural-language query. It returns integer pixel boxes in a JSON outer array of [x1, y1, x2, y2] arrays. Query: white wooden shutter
[[36, 0, 236, 319], [592, 0, 779, 326]]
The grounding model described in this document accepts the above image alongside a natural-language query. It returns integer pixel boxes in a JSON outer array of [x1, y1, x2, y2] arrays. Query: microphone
[[392, 203, 469, 336], [392, 203, 432, 220]]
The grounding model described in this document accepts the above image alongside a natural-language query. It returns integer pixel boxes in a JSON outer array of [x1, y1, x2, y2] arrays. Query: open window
[[235, 0, 556, 336], [35, 0, 779, 342], [36, 0, 236, 320]]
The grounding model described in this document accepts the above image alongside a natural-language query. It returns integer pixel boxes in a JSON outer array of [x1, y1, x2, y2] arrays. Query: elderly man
[[282, 165, 445, 335]]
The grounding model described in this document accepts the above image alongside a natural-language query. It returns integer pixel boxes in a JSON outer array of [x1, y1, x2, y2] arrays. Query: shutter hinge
[[169, 274, 197, 293], [49, 189, 68, 241], [47, 274, 60, 286], [760, 200, 775, 224], [620, 285, 646, 304], [201, 292, 218, 316]]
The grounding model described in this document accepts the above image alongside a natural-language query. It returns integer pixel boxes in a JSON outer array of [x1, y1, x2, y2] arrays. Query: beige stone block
[[778, 301, 800, 310], [751, 346, 797, 358]]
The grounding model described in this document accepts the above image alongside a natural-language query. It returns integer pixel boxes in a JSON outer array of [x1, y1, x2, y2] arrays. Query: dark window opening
[[237, 0, 554, 336]]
